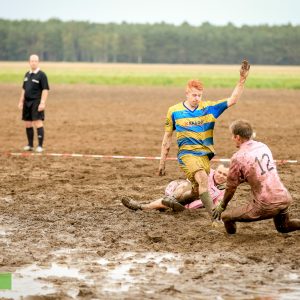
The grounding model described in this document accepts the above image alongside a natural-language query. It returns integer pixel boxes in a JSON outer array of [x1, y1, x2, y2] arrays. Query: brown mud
[[0, 84, 299, 299]]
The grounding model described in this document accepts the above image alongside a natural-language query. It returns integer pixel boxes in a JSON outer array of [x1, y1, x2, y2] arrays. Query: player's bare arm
[[18, 89, 25, 110], [227, 60, 250, 107], [38, 89, 49, 112], [158, 131, 173, 176]]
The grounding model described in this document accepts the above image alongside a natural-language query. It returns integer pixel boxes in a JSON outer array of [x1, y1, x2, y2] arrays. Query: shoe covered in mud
[[121, 197, 142, 211], [161, 196, 185, 212]]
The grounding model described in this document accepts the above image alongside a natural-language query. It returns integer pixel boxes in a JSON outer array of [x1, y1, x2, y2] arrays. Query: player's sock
[[199, 191, 214, 216], [37, 127, 44, 147], [161, 196, 185, 212], [26, 127, 34, 147]]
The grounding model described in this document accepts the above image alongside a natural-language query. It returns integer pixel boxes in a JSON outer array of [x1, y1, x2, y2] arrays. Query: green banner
[[0, 273, 12, 289]]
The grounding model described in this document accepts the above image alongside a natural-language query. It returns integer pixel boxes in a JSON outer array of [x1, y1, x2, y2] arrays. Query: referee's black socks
[[26, 127, 34, 147], [37, 127, 44, 147]]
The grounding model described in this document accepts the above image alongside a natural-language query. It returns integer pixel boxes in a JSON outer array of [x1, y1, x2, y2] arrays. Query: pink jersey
[[165, 169, 225, 209], [227, 140, 292, 209]]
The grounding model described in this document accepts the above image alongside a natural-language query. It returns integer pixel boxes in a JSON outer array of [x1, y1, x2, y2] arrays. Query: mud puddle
[[0, 249, 300, 299], [0, 263, 88, 299]]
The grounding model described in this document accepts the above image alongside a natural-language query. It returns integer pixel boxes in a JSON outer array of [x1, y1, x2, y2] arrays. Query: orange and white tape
[[2, 152, 298, 164]]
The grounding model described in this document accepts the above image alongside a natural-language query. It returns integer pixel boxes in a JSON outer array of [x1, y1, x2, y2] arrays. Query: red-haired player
[[158, 60, 250, 223]]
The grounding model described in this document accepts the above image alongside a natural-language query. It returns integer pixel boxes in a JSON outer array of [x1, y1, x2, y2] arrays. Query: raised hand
[[240, 59, 250, 83]]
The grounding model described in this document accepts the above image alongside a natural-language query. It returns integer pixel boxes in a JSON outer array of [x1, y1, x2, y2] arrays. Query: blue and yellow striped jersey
[[165, 99, 228, 160]]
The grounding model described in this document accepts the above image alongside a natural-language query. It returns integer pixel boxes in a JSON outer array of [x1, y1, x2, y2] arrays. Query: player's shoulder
[[168, 102, 184, 112], [232, 141, 263, 164], [255, 140, 269, 148], [202, 98, 228, 107], [230, 151, 243, 165], [247, 140, 271, 153], [202, 100, 215, 107]]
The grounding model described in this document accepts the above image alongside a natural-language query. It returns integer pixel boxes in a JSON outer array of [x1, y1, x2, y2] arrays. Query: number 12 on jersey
[[255, 153, 274, 175]]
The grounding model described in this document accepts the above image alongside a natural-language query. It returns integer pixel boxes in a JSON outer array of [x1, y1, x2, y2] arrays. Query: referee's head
[[29, 54, 39, 71]]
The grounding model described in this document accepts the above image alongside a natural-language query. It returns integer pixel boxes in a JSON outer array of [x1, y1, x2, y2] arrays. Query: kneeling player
[[213, 120, 300, 234]]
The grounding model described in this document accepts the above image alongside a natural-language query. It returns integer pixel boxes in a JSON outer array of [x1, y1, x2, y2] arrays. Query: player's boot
[[121, 197, 143, 211], [161, 196, 185, 212]]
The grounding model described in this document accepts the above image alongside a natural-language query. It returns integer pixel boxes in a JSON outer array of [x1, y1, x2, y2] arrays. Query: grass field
[[0, 62, 300, 89]]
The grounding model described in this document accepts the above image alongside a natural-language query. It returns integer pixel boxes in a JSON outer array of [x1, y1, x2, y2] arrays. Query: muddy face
[[214, 165, 229, 185]]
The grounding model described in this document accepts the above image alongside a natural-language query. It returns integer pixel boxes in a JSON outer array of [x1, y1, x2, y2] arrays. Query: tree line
[[0, 19, 299, 65]]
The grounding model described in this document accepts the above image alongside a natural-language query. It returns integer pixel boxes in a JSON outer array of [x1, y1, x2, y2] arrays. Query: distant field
[[0, 62, 300, 89]]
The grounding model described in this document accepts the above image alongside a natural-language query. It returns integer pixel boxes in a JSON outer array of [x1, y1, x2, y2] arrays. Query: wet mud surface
[[0, 85, 299, 299]]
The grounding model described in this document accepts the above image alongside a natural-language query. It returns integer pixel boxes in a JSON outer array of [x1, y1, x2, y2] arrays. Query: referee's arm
[[18, 89, 25, 110], [38, 89, 49, 112]]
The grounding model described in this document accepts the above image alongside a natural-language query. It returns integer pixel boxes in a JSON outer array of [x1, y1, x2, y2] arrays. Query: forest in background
[[0, 19, 299, 65]]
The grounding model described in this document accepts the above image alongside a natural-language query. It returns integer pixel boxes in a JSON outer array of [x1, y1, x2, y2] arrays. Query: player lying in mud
[[121, 163, 228, 212]]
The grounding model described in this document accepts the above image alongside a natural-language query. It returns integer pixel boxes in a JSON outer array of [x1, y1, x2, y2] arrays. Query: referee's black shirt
[[22, 70, 50, 101]]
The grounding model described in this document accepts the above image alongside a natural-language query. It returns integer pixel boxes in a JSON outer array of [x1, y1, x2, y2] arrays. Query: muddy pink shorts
[[222, 201, 290, 222], [165, 180, 187, 197]]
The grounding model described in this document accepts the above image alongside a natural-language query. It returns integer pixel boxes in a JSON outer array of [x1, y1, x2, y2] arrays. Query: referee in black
[[18, 54, 49, 153]]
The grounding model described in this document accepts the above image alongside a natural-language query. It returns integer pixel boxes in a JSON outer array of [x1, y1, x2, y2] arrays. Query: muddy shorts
[[22, 99, 45, 121], [222, 201, 290, 222], [179, 155, 210, 189], [165, 180, 188, 197]]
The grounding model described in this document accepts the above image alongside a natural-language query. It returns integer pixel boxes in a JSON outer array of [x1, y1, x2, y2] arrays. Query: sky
[[0, 0, 299, 26]]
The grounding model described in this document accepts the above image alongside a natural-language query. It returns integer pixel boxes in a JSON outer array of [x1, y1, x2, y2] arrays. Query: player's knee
[[174, 182, 190, 197], [274, 215, 290, 233], [275, 223, 289, 233], [223, 220, 237, 234], [194, 170, 208, 187], [221, 212, 230, 222], [276, 227, 289, 234], [198, 183, 208, 195]]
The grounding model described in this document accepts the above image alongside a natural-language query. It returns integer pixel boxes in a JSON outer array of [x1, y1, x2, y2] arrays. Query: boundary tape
[[2, 152, 298, 164]]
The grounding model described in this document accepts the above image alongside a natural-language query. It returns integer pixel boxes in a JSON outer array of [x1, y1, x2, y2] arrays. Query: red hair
[[186, 79, 204, 92]]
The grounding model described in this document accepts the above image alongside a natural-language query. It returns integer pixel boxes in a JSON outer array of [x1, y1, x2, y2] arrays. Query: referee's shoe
[[23, 145, 34, 151], [35, 146, 43, 153]]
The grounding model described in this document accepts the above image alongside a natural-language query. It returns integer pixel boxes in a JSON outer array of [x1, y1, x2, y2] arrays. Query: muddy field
[[0, 84, 299, 299]]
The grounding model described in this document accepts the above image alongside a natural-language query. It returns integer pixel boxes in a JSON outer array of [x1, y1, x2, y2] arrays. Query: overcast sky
[[0, 0, 299, 26]]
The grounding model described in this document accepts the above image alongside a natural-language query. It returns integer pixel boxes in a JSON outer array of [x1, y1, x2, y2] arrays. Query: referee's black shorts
[[22, 100, 45, 121]]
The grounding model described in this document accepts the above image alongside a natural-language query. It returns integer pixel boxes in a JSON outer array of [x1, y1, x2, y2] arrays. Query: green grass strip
[[0, 64, 299, 89]]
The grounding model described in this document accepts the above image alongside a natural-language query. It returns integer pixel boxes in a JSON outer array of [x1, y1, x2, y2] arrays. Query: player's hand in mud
[[239, 59, 250, 83], [212, 201, 225, 220], [158, 163, 166, 176]]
